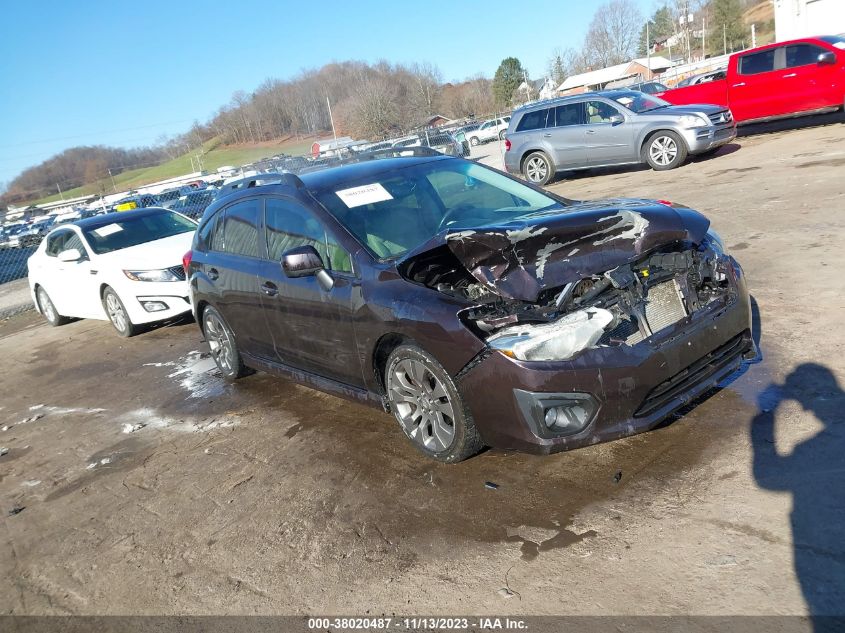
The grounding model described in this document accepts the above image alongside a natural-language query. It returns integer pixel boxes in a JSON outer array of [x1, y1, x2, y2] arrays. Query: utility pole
[[723, 24, 727, 55], [646, 21, 651, 78], [751, 23, 757, 48], [56, 183, 64, 201], [108, 168, 117, 192], [326, 95, 338, 145]]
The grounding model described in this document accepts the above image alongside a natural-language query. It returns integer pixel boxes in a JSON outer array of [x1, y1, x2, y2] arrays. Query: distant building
[[774, 0, 845, 41], [420, 114, 454, 128], [556, 56, 674, 95]]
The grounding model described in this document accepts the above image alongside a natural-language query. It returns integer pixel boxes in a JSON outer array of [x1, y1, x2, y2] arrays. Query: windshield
[[313, 160, 566, 259], [819, 35, 845, 49], [609, 91, 671, 113], [82, 210, 196, 254]]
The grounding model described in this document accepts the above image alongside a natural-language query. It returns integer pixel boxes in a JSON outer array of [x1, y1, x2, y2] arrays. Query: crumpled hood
[[416, 199, 710, 302]]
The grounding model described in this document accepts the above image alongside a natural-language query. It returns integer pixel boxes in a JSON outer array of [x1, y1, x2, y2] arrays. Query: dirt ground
[[1, 115, 844, 617]]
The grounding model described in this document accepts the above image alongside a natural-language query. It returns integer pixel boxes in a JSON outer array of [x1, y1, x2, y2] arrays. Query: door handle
[[782, 73, 797, 78], [207, 267, 219, 281], [732, 82, 746, 87], [89, 269, 98, 275], [543, 133, 551, 137], [260, 281, 278, 297], [586, 130, 597, 134]]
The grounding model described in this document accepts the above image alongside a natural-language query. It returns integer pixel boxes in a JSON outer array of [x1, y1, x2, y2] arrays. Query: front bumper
[[683, 124, 737, 153], [457, 263, 753, 454], [118, 280, 192, 325]]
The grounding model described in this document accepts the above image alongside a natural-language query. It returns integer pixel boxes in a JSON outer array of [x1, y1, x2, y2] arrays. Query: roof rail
[[213, 172, 305, 201]]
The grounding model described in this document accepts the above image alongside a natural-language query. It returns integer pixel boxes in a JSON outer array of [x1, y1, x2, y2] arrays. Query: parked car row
[[28, 150, 753, 465], [502, 34, 843, 185]]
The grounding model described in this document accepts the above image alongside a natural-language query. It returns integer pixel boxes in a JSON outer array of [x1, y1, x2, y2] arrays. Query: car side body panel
[[662, 36, 845, 123]]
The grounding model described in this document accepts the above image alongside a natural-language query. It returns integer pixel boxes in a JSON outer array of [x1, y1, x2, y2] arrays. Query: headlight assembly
[[123, 268, 182, 282], [488, 307, 614, 362], [680, 114, 709, 128]]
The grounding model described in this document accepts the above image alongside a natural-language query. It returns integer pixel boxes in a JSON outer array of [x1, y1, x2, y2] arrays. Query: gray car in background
[[503, 90, 736, 185]]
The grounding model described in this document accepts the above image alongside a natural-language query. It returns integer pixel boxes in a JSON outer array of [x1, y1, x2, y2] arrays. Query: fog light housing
[[514, 390, 598, 438], [141, 301, 168, 313]]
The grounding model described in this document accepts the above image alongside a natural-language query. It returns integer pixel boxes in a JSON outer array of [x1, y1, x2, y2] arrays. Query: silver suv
[[503, 90, 736, 185]]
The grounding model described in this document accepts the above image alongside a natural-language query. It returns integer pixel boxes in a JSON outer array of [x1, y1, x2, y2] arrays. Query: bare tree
[[583, 0, 643, 67]]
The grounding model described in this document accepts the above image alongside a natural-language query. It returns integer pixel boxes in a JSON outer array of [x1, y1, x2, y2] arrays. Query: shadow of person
[[751, 364, 845, 627]]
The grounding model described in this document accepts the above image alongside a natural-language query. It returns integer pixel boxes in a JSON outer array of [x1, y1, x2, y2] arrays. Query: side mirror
[[57, 248, 82, 263], [609, 114, 625, 125], [818, 51, 836, 65], [281, 245, 334, 291]]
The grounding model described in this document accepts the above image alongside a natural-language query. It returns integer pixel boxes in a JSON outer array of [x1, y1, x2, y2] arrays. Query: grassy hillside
[[744, 0, 776, 46], [32, 135, 320, 206]]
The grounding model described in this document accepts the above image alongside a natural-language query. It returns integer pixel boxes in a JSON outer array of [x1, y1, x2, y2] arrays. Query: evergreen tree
[[492, 57, 525, 108]]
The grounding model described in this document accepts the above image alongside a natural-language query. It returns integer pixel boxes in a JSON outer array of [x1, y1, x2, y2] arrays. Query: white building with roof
[[557, 56, 674, 95]]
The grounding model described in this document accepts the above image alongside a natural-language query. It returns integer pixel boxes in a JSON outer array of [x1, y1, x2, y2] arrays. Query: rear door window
[[739, 48, 777, 74], [515, 109, 551, 132], [555, 103, 585, 127], [785, 44, 827, 68]]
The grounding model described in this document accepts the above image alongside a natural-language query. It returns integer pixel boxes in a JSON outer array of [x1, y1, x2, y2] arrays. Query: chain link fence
[[0, 109, 514, 292]]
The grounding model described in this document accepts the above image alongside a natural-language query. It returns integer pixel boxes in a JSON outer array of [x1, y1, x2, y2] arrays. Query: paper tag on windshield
[[93, 223, 123, 238], [335, 183, 393, 208]]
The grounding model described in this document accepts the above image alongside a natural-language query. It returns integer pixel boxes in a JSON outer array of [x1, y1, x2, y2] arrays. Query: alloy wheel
[[388, 358, 456, 452], [38, 288, 56, 323], [204, 311, 235, 374], [525, 156, 549, 183], [649, 136, 678, 166], [105, 292, 128, 333]]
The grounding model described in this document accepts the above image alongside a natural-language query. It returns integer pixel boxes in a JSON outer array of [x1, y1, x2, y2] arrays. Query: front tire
[[385, 344, 484, 463], [36, 286, 69, 327], [499, 129, 506, 140], [202, 305, 252, 380], [102, 287, 138, 337], [522, 151, 555, 186], [644, 131, 688, 170], [470, 136, 479, 146]]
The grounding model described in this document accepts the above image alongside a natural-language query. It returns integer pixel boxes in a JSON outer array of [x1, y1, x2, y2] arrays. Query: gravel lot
[[1, 114, 844, 617]]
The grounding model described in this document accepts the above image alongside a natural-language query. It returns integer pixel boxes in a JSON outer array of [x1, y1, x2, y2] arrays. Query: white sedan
[[27, 207, 197, 336]]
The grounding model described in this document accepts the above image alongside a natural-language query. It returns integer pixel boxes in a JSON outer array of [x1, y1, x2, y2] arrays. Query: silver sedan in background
[[504, 90, 736, 185]]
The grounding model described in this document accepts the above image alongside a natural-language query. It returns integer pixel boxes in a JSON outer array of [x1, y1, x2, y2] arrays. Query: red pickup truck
[[660, 35, 845, 124]]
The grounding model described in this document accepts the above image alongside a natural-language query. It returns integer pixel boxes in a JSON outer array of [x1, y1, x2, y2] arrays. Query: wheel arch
[[639, 127, 688, 159], [372, 332, 414, 394], [520, 148, 548, 171]]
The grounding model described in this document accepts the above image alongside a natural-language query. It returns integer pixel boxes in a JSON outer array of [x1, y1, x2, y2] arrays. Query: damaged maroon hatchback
[[187, 150, 754, 462]]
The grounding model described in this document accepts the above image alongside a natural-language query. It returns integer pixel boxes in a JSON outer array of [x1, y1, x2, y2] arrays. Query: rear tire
[[36, 286, 69, 327], [385, 344, 484, 463], [522, 151, 555, 186], [644, 131, 688, 170], [470, 136, 479, 146], [102, 287, 138, 337], [499, 129, 506, 140], [202, 305, 253, 380]]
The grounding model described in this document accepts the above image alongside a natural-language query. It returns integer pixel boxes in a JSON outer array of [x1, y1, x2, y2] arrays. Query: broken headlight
[[487, 308, 614, 362]]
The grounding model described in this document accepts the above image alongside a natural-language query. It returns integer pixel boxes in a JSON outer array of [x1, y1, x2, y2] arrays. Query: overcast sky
[[0, 0, 654, 183]]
